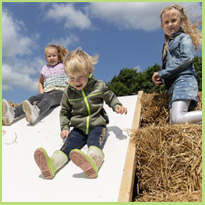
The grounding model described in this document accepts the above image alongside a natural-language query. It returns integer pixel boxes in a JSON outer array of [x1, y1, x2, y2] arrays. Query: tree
[[193, 56, 202, 91], [107, 56, 202, 96], [107, 68, 139, 95]]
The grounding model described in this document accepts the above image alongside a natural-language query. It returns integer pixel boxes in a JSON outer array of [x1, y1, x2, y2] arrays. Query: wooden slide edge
[[117, 91, 143, 202]]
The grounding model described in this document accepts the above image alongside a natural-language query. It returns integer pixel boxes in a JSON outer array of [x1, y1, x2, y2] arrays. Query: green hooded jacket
[[60, 74, 122, 134]]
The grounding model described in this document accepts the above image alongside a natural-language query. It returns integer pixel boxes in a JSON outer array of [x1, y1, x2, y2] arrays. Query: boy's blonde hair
[[45, 44, 69, 63], [63, 48, 99, 76], [160, 4, 202, 59]]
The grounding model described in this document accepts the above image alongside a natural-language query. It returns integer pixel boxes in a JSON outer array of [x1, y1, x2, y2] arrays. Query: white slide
[[2, 95, 138, 202]]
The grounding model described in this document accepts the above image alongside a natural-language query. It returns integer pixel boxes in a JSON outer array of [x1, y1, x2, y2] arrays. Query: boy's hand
[[115, 105, 127, 115], [60, 130, 69, 139]]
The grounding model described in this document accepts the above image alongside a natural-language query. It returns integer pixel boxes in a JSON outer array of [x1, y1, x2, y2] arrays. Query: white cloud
[[182, 3, 202, 24], [2, 64, 39, 92], [2, 84, 12, 91], [87, 2, 166, 31], [44, 3, 92, 30], [49, 35, 79, 49], [134, 65, 142, 72], [87, 2, 201, 31], [2, 8, 44, 92], [2, 56, 45, 92], [2, 9, 36, 57]]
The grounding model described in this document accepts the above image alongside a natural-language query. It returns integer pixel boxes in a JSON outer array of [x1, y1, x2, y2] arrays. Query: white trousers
[[170, 100, 202, 125]]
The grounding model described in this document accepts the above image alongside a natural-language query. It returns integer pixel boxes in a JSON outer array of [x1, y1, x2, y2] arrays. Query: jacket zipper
[[82, 90, 91, 134]]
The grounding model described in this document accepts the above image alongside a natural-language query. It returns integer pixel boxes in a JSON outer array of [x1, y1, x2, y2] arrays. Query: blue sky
[[2, 2, 202, 103]]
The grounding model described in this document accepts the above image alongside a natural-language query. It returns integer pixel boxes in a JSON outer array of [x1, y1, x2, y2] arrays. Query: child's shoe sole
[[22, 100, 34, 124], [34, 148, 54, 179], [70, 149, 98, 178], [2, 117, 10, 126], [2, 100, 12, 125], [2, 99, 9, 115]]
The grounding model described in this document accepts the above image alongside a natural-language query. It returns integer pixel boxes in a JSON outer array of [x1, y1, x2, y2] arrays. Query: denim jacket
[[158, 32, 196, 89]]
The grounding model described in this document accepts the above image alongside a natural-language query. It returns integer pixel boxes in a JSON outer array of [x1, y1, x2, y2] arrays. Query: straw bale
[[195, 92, 202, 110], [131, 92, 202, 201], [135, 190, 202, 202], [140, 92, 202, 127], [131, 124, 202, 202], [8, 101, 19, 108], [140, 93, 169, 127]]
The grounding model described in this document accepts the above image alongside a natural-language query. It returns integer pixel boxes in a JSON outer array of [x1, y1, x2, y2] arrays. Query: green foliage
[[193, 56, 202, 91], [107, 56, 202, 96]]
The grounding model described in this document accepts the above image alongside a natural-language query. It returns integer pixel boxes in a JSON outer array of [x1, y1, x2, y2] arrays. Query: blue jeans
[[60, 126, 107, 159], [14, 90, 63, 118]]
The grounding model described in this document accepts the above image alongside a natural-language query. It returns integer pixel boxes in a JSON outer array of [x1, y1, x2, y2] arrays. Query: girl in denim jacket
[[152, 4, 202, 124]]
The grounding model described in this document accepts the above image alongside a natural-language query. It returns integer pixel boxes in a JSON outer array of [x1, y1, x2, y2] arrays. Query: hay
[[140, 92, 202, 127], [132, 92, 202, 202], [140, 93, 169, 127], [135, 190, 202, 202], [8, 101, 19, 108], [195, 92, 202, 110]]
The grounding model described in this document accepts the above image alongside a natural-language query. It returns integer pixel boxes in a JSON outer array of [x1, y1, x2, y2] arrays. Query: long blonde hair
[[45, 44, 69, 63], [160, 4, 202, 59], [63, 48, 99, 76]]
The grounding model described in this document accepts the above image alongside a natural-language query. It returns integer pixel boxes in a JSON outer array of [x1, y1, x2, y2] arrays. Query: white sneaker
[[2, 99, 15, 126], [22, 100, 40, 124]]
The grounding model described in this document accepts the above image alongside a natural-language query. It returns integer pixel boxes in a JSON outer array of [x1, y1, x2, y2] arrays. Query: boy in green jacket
[[34, 48, 127, 179]]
